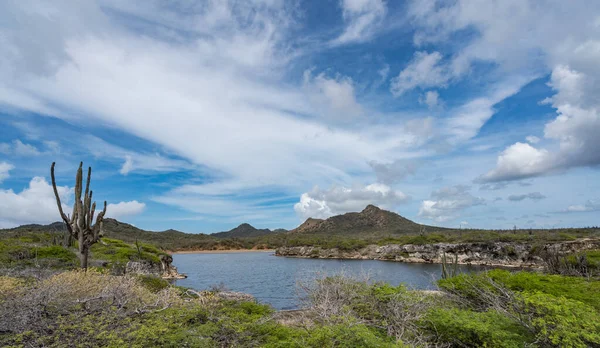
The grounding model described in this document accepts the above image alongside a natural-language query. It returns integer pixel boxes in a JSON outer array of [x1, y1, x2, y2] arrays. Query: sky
[[0, 0, 599, 233]]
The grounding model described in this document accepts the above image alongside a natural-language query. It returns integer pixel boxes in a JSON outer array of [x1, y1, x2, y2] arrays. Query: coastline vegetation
[[1, 257, 599, 347]]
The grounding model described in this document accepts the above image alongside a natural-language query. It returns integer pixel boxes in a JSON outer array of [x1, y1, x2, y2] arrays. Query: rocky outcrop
[[125, 255, 187, 279], [275, 239, 600, 268], [159, 254, 187, 279]]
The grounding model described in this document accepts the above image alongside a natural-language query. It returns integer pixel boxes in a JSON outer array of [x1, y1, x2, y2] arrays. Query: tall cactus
[[51, 162, 107, 270], [441, 251, 459, 279]]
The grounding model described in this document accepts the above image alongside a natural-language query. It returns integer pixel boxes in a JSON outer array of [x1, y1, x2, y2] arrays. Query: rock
[[126, 260, 162, 276], [275, 239, 600, 268], [215, 291, 254, 302], [125, 257, 187, 279]]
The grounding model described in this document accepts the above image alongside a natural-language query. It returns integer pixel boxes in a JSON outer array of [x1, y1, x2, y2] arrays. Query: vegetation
[[1, 225, 599, 346], [0, 229, 166, 275], [51, 162, 107, 269]]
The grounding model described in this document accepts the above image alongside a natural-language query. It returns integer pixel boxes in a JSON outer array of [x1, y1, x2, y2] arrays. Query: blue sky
[[1, 0, 599, 233]]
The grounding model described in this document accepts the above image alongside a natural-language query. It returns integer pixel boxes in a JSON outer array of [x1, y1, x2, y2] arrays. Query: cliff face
[[275, 239, 600, 268], [125, 255, 187, 279]]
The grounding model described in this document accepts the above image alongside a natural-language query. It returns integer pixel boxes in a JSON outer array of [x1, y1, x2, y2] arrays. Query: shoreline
[[274, 254, 539, 269], [171, 249, 275, 254]]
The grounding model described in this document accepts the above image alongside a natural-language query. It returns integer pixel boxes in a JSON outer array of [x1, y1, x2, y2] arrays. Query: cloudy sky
[[1, 0, 599, 232]]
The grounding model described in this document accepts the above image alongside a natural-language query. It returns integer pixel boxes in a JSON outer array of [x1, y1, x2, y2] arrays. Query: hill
[[292, 204, 446, 236], [211, 223, 283, 239]]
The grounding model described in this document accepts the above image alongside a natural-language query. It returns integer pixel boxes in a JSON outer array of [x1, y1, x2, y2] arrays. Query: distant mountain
[[211, 223, 284, 239], [292, 205, 446, 236], [1, 218, 217, 251], [0, 219, 287, 251]]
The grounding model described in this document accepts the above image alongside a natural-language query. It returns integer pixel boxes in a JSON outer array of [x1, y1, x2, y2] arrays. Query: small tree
[[51, 162, 107, 270]]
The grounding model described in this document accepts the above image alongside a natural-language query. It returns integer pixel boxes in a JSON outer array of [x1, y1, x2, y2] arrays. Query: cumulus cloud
[[409, 0, 600, 159], [507, 192, 546, 202], [0, 177, 70, 228], [0, 162, 14, 183], [294, 183, 409, 220], [368, 160, 419, 184], [0, 139, 41, 156], [561, 200, 600, 213], [419, 90, 442, 110], [390, 51, 449, 97], [0, 174, 146, 227], [106, 200, 146, 219], [526, 136, 540, 144], [303, 70, 363, 118], [418, 185, 484, 222], [332, 0, 387, 45], [480, 66, 600, 182]]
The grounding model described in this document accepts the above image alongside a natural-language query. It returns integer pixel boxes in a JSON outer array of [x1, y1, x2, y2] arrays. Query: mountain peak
[[236, 223, 255, 229], [361, 204, 382, 214], [291, 204, 436, 235]]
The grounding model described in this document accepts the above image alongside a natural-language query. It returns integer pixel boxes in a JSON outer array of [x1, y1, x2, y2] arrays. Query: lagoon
[[173, 251, 488, 310]]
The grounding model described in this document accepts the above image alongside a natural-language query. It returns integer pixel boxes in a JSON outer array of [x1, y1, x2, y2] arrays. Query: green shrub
[[137, 275, 170, 293], [522, 291, 600, 347], [425, 307, 532, 347], [487, 270, 600, 310], [35, 246, 77, 262], [301, 322, 404, 348], [439, 269, 600, 310]]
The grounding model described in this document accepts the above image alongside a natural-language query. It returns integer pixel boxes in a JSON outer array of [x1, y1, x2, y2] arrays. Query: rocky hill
[[211, 223, 282, 239], [292, 204, 446, 236]]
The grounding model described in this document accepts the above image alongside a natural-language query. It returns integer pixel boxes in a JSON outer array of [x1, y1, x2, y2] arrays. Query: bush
[[522, 292, 600, 347], [137, 275, 171, 293], [425, 307, 532, 347], [35, 245, 78, 262]]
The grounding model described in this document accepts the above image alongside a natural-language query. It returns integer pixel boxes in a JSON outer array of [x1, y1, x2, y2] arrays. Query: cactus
[[441, 251, 459, 279], [51, 162, 107, 270]]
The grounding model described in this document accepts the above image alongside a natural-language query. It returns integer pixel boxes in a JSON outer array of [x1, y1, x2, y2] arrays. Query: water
[[173, 251, 489, 310]]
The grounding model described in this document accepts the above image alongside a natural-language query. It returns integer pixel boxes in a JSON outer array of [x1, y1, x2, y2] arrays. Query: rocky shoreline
[[275, 238, 600, 268]]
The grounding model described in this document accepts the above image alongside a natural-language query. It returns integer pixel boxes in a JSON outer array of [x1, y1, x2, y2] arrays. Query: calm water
[[173, 251, 489, 310]]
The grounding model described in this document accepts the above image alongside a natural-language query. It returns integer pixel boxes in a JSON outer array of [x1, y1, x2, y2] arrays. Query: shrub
[[522, 292, 600, 347], [35, 245, 78, 262], [425, 307, 532, 347], [137, 275, 171, 293]]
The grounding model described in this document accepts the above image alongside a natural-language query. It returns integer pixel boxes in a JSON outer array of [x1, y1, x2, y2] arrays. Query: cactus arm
[[50, 162, 73, 235]]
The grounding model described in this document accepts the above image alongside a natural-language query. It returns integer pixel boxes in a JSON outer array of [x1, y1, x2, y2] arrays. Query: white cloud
[[0, 177, 70, 228], [294, 183, 409, 220], [478, 142, 553, 182], [0, 162, 14, 182], [0, 139, 41, 156], [418, 185, 484, 222], [303, 70, 363, 118], [507, 192, 546, 202], [332, 0, 387, 45], [368, 160, 418, 184], [420, 90, 442, 110], [120, 155, 134, 175], [480, 66, 600, 182], [0, 174, 145, 227], [106, 200, 146, 219], [444, 77, 528, 144], [390, 51, 449, 97], [408, 1, 600, 181], [563, 200, 600, 213], [526, 135, 540, 144], [0, 1, 424, 200]]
